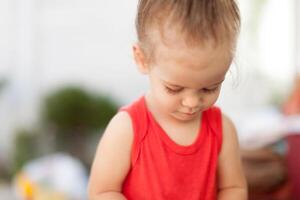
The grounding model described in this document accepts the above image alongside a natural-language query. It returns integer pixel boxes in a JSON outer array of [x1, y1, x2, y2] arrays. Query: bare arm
[[217, 114, 248, 200], [88, 112, 133, 200]]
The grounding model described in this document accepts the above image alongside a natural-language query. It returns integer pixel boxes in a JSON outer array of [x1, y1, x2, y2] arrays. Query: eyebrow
[[165, 79, 225, 88]]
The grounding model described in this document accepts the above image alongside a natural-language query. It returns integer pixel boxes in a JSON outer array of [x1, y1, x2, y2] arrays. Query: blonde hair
[[136, 0, 240, 60]]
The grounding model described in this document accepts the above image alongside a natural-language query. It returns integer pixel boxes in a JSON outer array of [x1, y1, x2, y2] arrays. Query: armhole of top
[[119, 107, 141, 168], [210, 106, 223, 154]]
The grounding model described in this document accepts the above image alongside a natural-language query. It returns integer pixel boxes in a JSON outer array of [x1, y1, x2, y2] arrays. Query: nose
[[181, 94, 202, 110]]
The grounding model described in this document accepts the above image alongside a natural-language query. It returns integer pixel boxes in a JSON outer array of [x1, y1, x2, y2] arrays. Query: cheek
[[204, 92, 220, 106], [149, 76, 180, 111], [154, 88, 180, 110]]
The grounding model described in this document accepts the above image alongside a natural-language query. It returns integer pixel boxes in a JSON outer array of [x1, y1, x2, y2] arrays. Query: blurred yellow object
[[15, 172, 67, 200], [16, 173, 35, 200]]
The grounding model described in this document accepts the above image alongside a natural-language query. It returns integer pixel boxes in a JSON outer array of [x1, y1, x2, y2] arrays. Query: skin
[[88, 29, 248, 199]]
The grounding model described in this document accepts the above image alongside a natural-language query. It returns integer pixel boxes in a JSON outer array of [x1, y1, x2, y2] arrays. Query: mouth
[[180, 111, 198, 116]]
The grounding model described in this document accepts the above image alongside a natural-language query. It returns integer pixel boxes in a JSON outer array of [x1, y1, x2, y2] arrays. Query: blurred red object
[[283, 77, 300, 115], [286, 135, 300, 200], [283, 76, 300, 200]]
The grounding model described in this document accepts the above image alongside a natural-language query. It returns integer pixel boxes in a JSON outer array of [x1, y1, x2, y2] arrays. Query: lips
[[181, 109, 199, 115], [180, 111, 199, 117]]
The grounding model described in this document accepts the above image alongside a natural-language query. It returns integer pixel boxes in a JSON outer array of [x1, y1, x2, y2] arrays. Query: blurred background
[[0, 0, 299, 199]]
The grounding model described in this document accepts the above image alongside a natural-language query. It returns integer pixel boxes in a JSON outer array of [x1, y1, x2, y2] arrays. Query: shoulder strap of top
[[206, 106, 223, 154], [119, 96, 149, 166]]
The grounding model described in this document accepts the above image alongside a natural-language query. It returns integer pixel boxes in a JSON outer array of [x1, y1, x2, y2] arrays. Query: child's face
[[134, 33, 233, 123]]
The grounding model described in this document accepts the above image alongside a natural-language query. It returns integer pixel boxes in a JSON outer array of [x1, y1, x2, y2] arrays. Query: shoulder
[[219, 113, 242, 168], [220, 113, 239, 154], [94, 111, 134, 173], [110, 110, 133, 128], [88, 111, 134, 196], [96, 111, 134, 165], [101, 111, 134, 147], [221, 113, 237, 137]]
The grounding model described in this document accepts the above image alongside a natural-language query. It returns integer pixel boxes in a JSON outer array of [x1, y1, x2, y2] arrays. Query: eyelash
[[165, 87, 183, 94], [164, 86, 219, 95], [203, 87, 219, 94]]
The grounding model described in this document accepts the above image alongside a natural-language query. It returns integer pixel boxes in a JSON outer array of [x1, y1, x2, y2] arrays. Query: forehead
[[152, 39, 232, 88], [147, 21, 234, 55]]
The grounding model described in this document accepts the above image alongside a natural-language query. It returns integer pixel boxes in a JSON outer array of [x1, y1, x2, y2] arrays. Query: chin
[[172, 112, 200, 123]]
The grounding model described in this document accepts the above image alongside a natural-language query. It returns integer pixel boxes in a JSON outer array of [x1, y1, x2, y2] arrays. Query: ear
[[133, 43, 150, 74]]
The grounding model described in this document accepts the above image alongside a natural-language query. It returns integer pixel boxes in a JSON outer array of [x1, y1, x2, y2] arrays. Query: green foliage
[[12, 129, 39, 174], [40, 86, 119, 167], [42, 86, 118, 136], [11, 86, 119, 172]]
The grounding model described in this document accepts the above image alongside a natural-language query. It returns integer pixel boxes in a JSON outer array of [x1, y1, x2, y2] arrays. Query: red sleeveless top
[[120, 96, 222, 200]]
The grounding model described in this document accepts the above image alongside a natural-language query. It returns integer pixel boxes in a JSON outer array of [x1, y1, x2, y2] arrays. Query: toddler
[[88, 0, 247, 199]]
